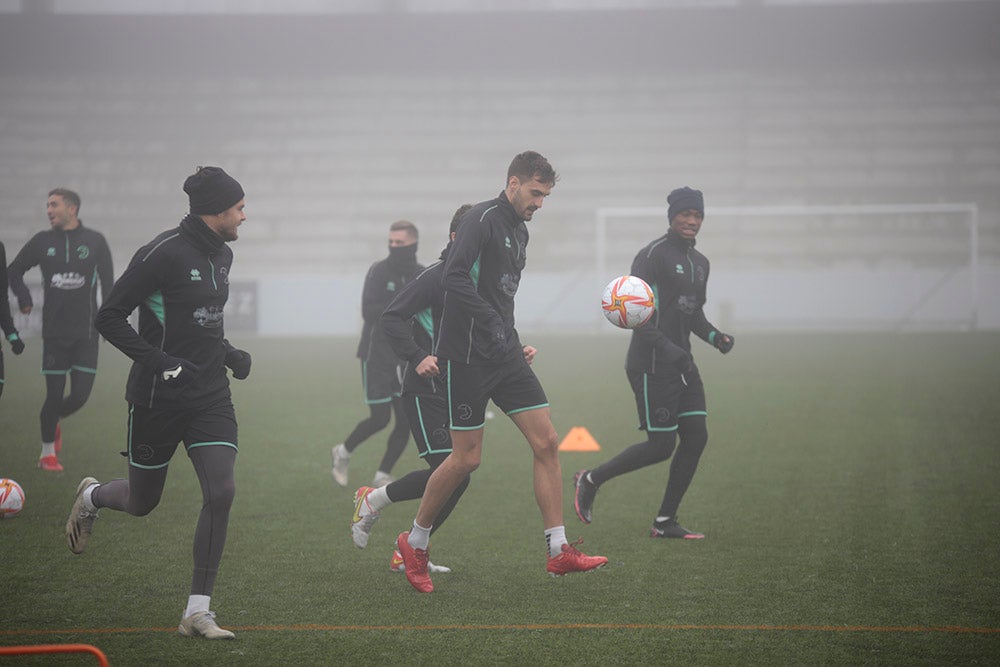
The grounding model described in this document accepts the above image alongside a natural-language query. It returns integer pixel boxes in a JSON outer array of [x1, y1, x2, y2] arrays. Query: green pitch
[[2, 333, 999, 665]]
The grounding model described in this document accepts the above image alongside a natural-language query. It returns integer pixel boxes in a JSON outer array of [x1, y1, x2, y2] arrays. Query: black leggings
[[589, 415, 709, 519], [93, 445, 237, 596], [40, 370, 96, 441], [384, 451, 471, 536], [344, 396, 411, 473]]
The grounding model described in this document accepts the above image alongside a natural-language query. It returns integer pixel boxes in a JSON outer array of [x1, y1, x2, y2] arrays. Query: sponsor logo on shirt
[[190, 269, 202, 281], [46, 247, 56, 257], [49, 272, 86, 290], [675, 264, 684, 274], [387, 281, 396, 292], [192, 305, 224, 328]]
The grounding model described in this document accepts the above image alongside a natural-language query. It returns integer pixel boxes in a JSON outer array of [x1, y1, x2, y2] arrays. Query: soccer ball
[[0, 478, 25, 519], [602, 275, 655, 329]]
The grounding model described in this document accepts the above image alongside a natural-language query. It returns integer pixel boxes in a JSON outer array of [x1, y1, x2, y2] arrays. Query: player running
[[395, 151, 607, 593]]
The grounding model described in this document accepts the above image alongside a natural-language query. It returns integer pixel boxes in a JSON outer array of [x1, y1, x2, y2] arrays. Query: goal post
[[595, 203, 981, 332]]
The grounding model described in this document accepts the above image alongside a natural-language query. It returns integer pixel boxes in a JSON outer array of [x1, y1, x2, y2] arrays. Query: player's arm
[[359, 263, 387, 325], [95, 233, 115, 303], [442, 216, 504, 345], [95, 246, 180, 371], [689, 262, 734, 354], [6, 234, 40, 314], [0, 245, 24, 354], [629, 253, 692, 371], [381, 269, 436, 372]]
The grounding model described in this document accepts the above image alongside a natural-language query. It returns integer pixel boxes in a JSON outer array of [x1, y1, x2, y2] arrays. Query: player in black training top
[[573, 187, 735, 539], [64, 166, 252, 641], [7, 188, 113, 471], [395, 151, 607, 594], [331, 220, 423, 488], [0, 241, 27, 400], [350, 205, 474, 575]]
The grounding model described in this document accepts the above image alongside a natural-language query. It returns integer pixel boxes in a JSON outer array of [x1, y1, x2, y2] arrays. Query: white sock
[[82, 483, 99, 512], [183, 595, 211, 619], [367, 486, 391, 511], [408, 521, 432, 550], [40, 442, 56, 458], [545, 525, 568, 557]]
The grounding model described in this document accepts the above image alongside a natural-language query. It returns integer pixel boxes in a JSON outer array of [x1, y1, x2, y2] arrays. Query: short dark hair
[[48, 188, 81, 213], [449, 204, 473, 235], [390, 219, 418, 240], [507, 151, 558, 186]]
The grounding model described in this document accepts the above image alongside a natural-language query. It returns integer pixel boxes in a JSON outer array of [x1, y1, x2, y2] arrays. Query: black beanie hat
[[667, 186, 704, 222], [184, 166, 245, 215]]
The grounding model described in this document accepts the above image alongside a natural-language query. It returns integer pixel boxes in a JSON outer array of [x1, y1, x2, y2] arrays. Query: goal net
[[594, 203, 981, 332]]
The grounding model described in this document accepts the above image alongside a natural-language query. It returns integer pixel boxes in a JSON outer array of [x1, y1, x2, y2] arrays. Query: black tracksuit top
[[356, 252, 423, 369], [626, 229, 719, 374], [0, 243, 19, 341], [381, 245, 450, 397], [436, 192, 526, 365], [95, 215, 237, 409], [7, 223, 113, 341]]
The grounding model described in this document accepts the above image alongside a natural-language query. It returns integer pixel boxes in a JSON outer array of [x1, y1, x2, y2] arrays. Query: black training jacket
[[381, 245, 450, 397], [95, 215, 238, 409], [626, 229, 720, 375], [7, 223, 113, 340], [436, 192, 526, 365], [356, 252, 423, 370]]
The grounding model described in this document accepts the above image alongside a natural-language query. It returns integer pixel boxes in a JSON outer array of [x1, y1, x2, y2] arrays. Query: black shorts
[[362, 359, 402, 404], [125, 399, 238, 470], [443, 357, 548, 431], [628, 364, 707, 433], [401, 393, 452, 458], [42, 337, 99, 376]]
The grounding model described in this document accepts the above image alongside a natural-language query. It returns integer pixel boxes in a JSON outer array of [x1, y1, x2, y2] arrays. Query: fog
[[1, 1, 998, 334]]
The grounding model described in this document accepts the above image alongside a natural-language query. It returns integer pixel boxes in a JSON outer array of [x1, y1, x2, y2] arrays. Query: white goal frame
[[595, 203, 981, 331]]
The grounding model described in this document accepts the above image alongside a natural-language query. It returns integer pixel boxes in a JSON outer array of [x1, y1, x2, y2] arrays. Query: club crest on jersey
[[76, 245, 90, 259], [219, 266, 229, 285], [190, 269, 202, 281], [675, 264, 684, 274]]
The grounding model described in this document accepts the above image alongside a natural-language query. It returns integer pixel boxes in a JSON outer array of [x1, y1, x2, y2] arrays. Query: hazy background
[[1, 0, 998, 335]]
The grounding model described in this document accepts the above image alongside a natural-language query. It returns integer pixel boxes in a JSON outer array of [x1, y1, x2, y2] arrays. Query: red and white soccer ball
[[0, 478, 25, 519], [601, 275, 655, 329]]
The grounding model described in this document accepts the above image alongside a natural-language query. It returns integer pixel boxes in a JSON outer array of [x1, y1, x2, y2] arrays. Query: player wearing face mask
[[331, 220, 423, 488]]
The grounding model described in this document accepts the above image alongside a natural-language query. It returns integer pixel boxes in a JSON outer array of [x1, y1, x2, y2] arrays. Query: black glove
[[8, 332, 25, 355], [157, 354, 199, 387], [225, 348, 252, 380], [714, 332, 734, 354]]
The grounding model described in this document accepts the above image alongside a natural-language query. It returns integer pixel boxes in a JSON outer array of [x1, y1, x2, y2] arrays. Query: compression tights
[[92, 444, 237, 596], [40, 369, 96, 441]]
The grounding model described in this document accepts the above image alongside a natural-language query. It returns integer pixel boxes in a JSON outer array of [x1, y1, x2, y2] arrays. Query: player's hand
[[8, 333, 25, 355], [415, 354, 440, 377], [522, 345, 537, 365], [714, 332, 734, 354], [157, 354, 199, 387], [225, 348, 252, 380]]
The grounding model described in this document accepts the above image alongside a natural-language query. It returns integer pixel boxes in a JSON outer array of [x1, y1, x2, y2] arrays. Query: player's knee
[[205, 478, 236, 510], [678, 416, 708, 450], [648, 430, 678, 461]]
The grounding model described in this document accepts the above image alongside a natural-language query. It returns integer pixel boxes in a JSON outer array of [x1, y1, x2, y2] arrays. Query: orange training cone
[[558, 427, 601, 452]]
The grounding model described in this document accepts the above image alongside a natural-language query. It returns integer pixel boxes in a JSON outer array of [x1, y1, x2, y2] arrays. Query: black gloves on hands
[[225, 348, 252, 380], [157, 354, 200, 387], [714, 332, 735, 354], [8, 333, 25, 355]]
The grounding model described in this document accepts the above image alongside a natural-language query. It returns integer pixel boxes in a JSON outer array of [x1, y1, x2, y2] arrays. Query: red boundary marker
[[0, 643, 109, 666]]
